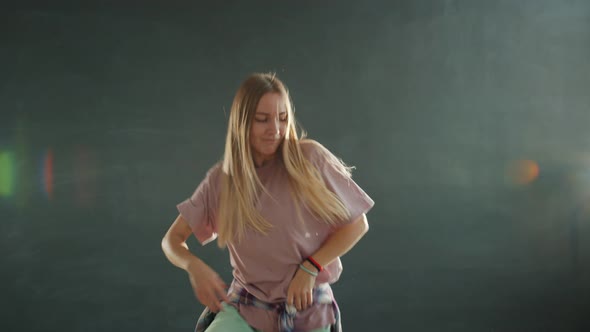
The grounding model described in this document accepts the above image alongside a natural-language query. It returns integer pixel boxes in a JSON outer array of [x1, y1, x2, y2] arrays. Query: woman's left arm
[[287, 214, 369, 311], [308, 213, 369, 268]]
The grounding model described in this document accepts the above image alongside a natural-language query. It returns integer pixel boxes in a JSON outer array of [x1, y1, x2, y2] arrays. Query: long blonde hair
[[217, 72, 352, 247]]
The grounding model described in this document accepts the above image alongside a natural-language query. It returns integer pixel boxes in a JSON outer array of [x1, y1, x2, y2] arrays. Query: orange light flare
[[506, 159, 540, 185]]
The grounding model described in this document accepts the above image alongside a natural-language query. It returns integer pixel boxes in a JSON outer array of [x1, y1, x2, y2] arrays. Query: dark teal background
[[1, 1, 589, 331]]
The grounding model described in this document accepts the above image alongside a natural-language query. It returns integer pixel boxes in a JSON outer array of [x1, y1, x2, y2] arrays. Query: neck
[[253, 155, 276, 168]]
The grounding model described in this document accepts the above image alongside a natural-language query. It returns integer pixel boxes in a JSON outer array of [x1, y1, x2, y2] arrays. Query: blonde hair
[[217, 72, 352, 247]]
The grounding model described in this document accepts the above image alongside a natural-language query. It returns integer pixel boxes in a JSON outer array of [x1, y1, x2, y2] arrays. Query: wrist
[[305, 256, 323, 273], [302, 261, 316, 272], [186, 257, 204, 272], [298, 263, 318, 277]]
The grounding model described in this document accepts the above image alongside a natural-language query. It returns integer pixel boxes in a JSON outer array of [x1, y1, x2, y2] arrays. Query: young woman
[[161, 73, 374, 332]]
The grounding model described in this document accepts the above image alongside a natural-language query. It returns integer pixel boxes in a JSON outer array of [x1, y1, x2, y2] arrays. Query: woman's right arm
[[161, 214, 229, 312]]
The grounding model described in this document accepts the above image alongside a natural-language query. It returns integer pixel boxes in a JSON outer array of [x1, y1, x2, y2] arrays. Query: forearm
[[161, 235, 203, 272], [306, 213, 369, 270]]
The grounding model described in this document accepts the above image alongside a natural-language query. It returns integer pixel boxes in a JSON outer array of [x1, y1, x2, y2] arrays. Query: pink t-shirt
[[177, 140, 374, 331]]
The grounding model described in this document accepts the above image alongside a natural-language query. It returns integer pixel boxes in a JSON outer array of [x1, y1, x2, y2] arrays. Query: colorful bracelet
[[298, 264, 318, 277], [306, 256, 323, 272]]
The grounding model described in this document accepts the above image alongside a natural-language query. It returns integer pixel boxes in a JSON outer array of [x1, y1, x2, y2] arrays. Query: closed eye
[[254, 114, 288, 122]]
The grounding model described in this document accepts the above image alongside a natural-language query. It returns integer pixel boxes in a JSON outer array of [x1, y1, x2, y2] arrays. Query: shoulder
[[298, 139, 350, 173], [207, 161, 223, 176], [299, 138, 333, 162], [201, 161, 224, 187]]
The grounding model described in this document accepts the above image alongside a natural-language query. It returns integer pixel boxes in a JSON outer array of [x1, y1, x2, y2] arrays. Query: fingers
[[300, 290, 312, 311], [205, 290, 225, 313], [295, 295, 303, 311], [306, 290, 313, 308], [207, 297, 223, 313], [288, 290, 314, 311], [287, 291, 298, 311], [195, 278, 228, 313], [210, 279, 229, 312], [196, 289, 221, 313]]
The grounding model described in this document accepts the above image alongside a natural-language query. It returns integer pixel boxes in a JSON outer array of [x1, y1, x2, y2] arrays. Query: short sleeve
[[303, 140, 375, 225], [176, 163, 222, 245]]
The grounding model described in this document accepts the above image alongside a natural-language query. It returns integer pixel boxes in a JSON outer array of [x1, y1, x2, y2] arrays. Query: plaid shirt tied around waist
[[194, 282, 341, 332]]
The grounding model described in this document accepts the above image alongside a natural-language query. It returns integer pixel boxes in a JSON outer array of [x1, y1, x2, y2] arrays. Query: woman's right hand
[[186, 259, 230, 313]]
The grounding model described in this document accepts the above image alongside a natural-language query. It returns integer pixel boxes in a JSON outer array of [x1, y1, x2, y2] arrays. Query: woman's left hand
[[286, 263, 317, 311]]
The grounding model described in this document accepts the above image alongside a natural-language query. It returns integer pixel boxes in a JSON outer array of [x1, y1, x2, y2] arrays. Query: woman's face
[[249, 92, 288, 167]]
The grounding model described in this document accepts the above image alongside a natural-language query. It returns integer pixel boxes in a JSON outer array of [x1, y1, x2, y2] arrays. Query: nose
[[268, 116, 280, 136]]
